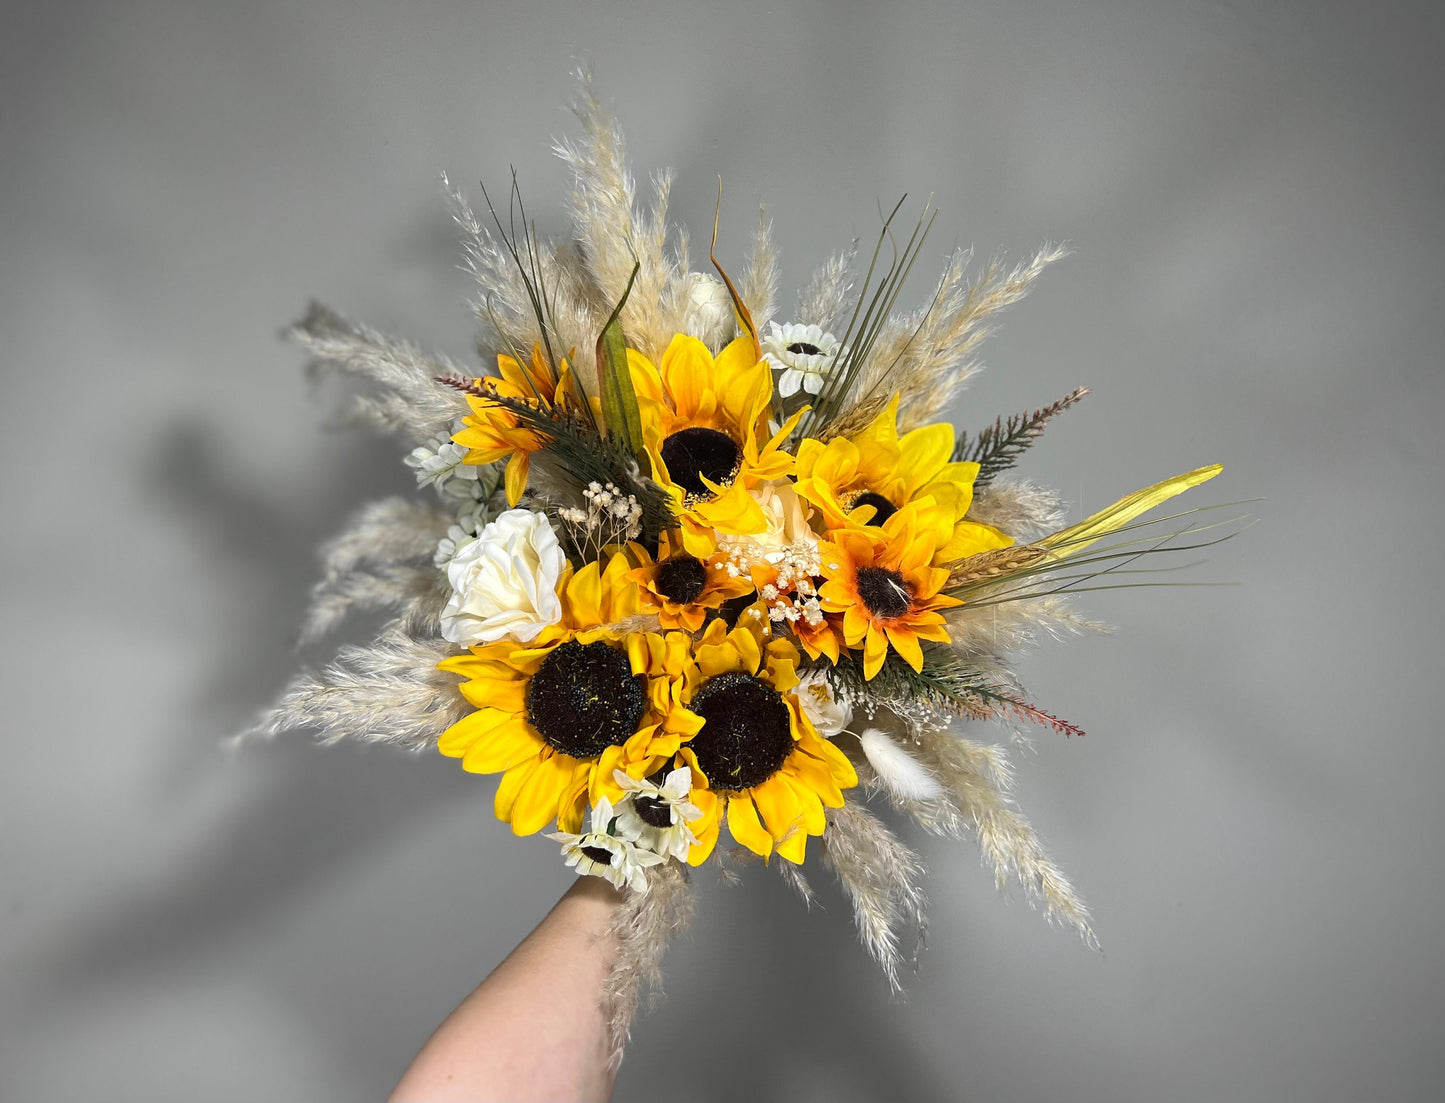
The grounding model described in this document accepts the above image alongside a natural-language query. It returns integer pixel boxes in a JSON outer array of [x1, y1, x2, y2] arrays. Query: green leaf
[[596, 262, 645, 459]]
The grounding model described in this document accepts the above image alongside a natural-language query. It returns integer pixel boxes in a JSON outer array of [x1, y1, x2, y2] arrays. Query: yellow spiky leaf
[[1040, 464, 1223, 559]]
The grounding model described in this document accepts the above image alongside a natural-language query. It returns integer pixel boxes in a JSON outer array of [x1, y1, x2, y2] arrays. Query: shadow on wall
[[30, 419, 473, 994]]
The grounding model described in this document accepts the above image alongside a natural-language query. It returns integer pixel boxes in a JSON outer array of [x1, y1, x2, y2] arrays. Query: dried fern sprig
[[954, 386, 1089, 488]]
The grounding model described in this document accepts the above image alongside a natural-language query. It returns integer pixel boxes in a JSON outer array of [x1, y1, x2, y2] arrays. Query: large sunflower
[[793, 395, 1011, 564], [453, 343, 582, 506], [628, 334, 803, 540], [436, 550, 685, 835], [672, 618, 857, 864], [818, 509, 963, 679]]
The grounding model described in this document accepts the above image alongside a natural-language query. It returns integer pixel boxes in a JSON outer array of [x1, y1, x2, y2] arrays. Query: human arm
[[388, 877, 623, 1103]]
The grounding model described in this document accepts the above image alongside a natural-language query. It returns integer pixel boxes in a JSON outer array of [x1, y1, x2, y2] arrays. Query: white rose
[[794, 668, 852, 739], [440, 509, 566, 646]]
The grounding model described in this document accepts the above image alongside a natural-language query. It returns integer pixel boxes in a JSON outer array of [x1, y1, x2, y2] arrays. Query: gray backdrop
[[4, 2, 1443, 1100]]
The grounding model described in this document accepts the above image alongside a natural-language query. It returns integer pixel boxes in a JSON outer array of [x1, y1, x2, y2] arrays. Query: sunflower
[[672, 618, 857, 864], [625, 527, 753, 632], [453, 343, 582, 506], [436, 549, 685, 835], [818, 509, 963, 679], [628, 334, 803, 538], [793, 395, 1012, 564]]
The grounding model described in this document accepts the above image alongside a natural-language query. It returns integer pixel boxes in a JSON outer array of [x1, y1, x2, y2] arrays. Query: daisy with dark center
[[794, 395, 1012, 564], [626, 528, 753, 632], [818, 511, 963, 679], [628, 334, 804, 539], [548, 796, 666, 893], [612, 766, 702, 861], [760, 321, 846, 398], [437, 550, 683, 835], [673, 619, 857, 864]]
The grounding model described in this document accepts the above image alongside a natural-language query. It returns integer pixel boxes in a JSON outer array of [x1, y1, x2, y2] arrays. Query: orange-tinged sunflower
[[794, 396, 1012, 564], [818, 509, 963, 679], [453, 343, 583, 506], [628, 334, 803, 539], [626, 527, 753, 632], [436, 550, 682, 835], [672, 619, 857, 865]]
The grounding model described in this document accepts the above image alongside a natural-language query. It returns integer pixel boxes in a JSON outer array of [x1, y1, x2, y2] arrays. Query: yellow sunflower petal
[[773, 824, 808, 864], [504, 452, 529, 507], [462, 719, 545, 775], [886, 625, 926, 672], [510, 752, 573, 835], [750, 776, 803, 843], [494, 756, 539, 822], [863, 624, 890, 679], [727, 792, 773, 859], [687, 789, 722, 865]]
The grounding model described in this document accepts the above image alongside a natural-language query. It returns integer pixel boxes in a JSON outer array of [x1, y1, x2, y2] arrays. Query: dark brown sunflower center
[[786, 341, 823, 356], [525, 640, 646, 758], [849, 490, 897, 527], [855, 565, 912, 619], [688, 672, 793, 791], [655, 554, 708, 605], [633, 795, 674, 828], [581, 845, 615, 864], [660, 426, 741, 501]]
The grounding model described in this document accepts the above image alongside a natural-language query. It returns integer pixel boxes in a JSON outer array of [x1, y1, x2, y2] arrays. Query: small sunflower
[[818, 511, 963, 679], [453, 343, 582, 506], [436, 550, 681, 835], [673, 619, 857, 865], [760, 321, 846, 398], [628, 334, 803, 537], [793, 396, 1012, 564], [626, 527, 753, 632]]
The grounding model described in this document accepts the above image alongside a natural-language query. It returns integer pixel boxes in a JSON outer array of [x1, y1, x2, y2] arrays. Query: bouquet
[[257, 76, 1232, 1062]]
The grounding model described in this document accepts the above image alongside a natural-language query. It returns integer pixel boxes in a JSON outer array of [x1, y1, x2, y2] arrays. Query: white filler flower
[[794, 668, 853, 738], [612, 767, 702, 861], [439, 508, 565, 646], [761, 321, 845, 398], [548, 797, 666, 893]]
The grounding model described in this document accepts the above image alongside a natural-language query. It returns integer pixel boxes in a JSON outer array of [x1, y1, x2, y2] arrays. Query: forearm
[[389, 877, 623, 1102]]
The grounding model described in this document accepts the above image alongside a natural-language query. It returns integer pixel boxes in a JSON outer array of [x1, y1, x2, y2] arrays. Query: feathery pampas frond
[[249, 629, 466, 751], [603, 863, 696, 1070], [915, 729, 1093, 941], [290, 303, 470, 444], [822, 803, 929, 992]]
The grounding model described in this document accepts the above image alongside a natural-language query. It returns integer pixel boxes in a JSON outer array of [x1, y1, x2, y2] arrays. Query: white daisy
[[611, 767, 702, 861], [547, 797, 667, 893], [760, 321, 845, 398]]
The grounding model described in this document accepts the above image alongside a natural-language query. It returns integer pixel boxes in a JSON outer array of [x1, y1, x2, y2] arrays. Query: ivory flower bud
[[440, 509, 565, 646]]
